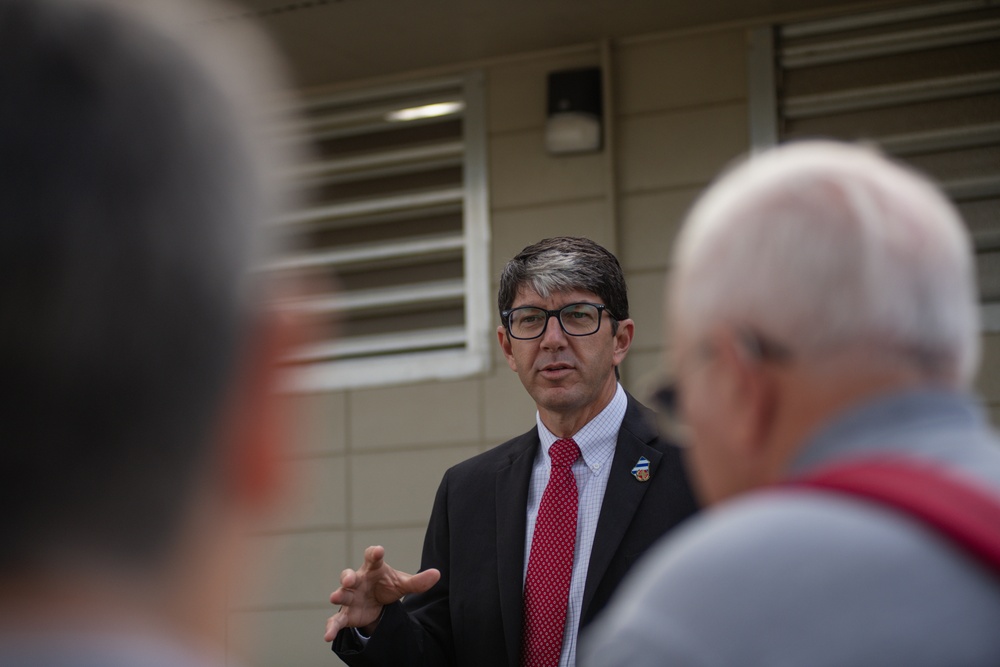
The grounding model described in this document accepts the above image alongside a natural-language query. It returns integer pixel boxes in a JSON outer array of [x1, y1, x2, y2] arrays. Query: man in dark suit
[[326, 237, 698, 667]]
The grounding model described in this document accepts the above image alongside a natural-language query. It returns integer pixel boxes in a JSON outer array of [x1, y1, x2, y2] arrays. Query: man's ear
[[218, 309, 298, 510], [612, 318, 635, 367], [717, 332, 778, 459], [497, 325, 518, 372]]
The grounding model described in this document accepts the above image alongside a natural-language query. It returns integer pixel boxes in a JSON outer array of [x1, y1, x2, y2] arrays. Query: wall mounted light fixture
[[545, 67, 602, 155]]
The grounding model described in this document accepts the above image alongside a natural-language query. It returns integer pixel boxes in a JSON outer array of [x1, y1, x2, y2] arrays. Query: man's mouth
[[540, 363, 574, 378]]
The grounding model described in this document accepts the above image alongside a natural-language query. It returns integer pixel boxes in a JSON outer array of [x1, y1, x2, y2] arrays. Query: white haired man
[[580, 141, 1000, 666]]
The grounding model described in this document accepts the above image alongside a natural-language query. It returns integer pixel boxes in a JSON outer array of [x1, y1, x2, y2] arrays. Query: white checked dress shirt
[[523, 383, 627, 667]]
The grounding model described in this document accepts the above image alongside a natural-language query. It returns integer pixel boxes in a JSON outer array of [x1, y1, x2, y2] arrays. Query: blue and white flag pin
[[631, 456, 650, 482]]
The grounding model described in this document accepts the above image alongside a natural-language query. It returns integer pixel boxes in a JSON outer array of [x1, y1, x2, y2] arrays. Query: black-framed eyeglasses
[[648, 328, 793, 446], [501, 302, 613, 340], [738, 329, 793, 364], [648, 383, 690, 447]]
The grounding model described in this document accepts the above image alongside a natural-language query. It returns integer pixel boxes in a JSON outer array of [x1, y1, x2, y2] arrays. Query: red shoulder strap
[[785, 458, 1000, 572]]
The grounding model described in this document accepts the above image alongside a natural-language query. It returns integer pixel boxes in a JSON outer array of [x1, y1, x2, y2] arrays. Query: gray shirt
[[579, 390, 1000, 667], [0, 635, 226, 667]]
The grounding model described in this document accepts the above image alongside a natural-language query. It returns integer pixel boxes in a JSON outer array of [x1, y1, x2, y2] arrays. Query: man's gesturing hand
[[324, 545, 441, 641]]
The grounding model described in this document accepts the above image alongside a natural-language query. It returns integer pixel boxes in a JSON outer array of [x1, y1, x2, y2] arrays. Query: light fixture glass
[[545, 112, 601, 154], [385, 101, 465, 122]]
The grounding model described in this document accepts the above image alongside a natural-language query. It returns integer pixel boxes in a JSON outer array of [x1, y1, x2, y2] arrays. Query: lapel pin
[[631, 456, 650, 482]]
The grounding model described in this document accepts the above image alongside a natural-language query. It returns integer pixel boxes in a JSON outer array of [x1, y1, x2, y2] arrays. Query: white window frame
[[277, 73, 493, 392]]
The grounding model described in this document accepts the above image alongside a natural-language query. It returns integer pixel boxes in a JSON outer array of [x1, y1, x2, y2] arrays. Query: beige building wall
[[228, 10, 1000, 667]]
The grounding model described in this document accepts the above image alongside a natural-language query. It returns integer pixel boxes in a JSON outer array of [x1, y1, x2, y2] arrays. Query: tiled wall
[[977, 335, 1000, 424], [228, 16, 1000, 667], [615, 28, 749, 397]]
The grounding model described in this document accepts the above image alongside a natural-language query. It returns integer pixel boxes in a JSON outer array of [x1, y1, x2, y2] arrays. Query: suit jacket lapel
[[580, 396, 662, 620], [496, 429, 539, 667]]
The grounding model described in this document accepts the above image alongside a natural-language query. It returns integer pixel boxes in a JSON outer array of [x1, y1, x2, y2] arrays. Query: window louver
[[272, 74, 491, 390], [750, 1, 1000, 325]]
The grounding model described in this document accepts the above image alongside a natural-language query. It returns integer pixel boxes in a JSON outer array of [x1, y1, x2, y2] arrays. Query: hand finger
[[400, 567, 441, 595], [330, 568, 360, 604], [329, 586, 356, 606], [324, 609, 347, 642], [362, 545, 385, 570]]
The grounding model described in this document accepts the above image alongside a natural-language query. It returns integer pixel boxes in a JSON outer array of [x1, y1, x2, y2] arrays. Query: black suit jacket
[[334, 393, 698, 667]]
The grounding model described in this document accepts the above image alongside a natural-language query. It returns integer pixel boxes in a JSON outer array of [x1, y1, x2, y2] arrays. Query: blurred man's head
[[667, 141, 978, 504], [497, 237, 634, 434], [0, 0, 291, 631]]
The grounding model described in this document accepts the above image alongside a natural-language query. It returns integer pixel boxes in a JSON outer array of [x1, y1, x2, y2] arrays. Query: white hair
[[670, 140, 979, 385]]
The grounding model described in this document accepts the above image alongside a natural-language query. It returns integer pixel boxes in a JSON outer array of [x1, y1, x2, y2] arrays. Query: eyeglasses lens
[[508, 303, 601, 339]]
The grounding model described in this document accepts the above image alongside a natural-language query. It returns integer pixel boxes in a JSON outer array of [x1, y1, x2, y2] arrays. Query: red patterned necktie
[[521, 437, 580, 667]]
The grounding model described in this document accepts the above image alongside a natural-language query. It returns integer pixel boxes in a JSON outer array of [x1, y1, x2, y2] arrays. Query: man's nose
[[539, 313, 568, 348]]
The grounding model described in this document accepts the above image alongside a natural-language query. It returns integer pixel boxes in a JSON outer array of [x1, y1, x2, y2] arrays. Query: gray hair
[[498, 237, 629, 323], [670, 141, 979, 385]]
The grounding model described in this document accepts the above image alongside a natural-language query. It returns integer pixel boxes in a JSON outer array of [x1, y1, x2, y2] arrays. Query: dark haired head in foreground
[[0, 0, 293, 663]]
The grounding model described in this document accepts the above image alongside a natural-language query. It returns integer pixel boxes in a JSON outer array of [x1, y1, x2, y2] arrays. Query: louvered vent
[[751, 1, 1000, 322], [271, 75, 491, 390]]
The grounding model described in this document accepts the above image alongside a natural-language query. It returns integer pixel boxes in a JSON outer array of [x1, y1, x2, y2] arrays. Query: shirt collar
[[788, 388, 987, 476], [536, 383, 626, 473]]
